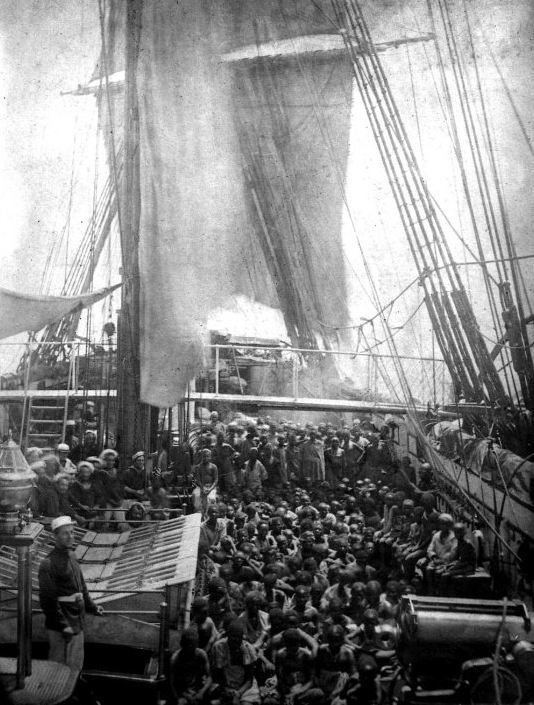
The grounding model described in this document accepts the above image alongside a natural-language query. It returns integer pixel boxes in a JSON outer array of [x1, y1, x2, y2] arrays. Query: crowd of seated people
[[23, 411, 485, 703], [26, 444, 172, 530], [166, 413, 482, 705]]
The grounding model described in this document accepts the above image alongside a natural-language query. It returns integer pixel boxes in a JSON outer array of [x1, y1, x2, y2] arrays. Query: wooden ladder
[[24, 396, 68, 450]]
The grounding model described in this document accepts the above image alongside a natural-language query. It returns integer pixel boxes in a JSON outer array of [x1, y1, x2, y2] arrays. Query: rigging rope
[[334, 0, 476, 402], [426, 0, 506, 347], [281, 2, 422, 404], [440, 0, 534, 407], [97, 0, 124, 241], [64, 124, 78, 292]]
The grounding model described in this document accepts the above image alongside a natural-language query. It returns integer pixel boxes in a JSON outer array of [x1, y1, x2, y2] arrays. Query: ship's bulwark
[[106, 0, 353, 408]]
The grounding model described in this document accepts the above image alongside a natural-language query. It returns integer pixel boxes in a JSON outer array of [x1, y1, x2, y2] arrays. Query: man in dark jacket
[[121, 451, 147, 500], [38, 516, 104, 671]]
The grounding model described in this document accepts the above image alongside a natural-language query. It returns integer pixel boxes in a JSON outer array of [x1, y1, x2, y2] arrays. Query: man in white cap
[[71, 429, 99, 464], [56, 443, 77, 478], [122, 451, 147, 501], [38, 516, 104, 671], [208, 410, 225, 435], [97, 449, 127, 529]]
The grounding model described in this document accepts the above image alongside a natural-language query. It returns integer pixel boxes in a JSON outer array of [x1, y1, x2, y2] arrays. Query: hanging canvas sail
[[101, 0, 356, 408]]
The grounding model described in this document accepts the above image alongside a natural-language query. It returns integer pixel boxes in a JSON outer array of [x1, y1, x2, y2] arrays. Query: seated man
[[320, 569, 352, 612], [272, 628, 323, 705], [267, 611, 318, 662], [198, 505, 226, 559], [438, 522, 477, 595], [322, 597, 357, 644], [315, 625, 357, 704], [148, 487, 170, 520], [236, 591, 270, 651], [262, 572, 288, 611], [287, 585, 319, 638], [211, 620, 260, 704], [207, 577, 234, 631], [68, 461, 103, 527], [56, 443, 77, 478], [170, 627, 213, 705], [346, 654, 383, 705], [122, 451, 148, 501], [425, 513, 457, 595], [54, 474, 86, 526], [350, 609, 396, 666], [190, 597, 219, 654]]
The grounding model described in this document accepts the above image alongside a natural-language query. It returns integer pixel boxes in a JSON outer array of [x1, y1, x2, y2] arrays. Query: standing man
[[192, 449, 219, 514], [286, 433, 301, 482], [271, 435, 288, 487], [242, 447, 267, 496], [38, 516, 104, 672], [97, 449, 126, 529], [208, 410, 226, 436], [299, 429, 325, 483], [211, 432, 236, 494]]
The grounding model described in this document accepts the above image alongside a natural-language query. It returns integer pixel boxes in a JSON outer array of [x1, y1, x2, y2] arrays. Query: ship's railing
[[0, 338, 449, 404], [194, 342, 450, 409], [0, 339, 117, 447], [0, 339, 116, 395], [0, 582, 186, 683]]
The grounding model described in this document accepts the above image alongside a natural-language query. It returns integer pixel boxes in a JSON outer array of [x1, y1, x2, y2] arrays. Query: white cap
[[57, 443, 70, 452], [99, 449, 118, 460], [51, 516, 75, 532], [132, 451, 145, 461]]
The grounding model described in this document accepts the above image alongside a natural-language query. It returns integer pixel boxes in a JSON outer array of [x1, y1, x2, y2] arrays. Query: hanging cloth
[[135, 0, 264, 407]]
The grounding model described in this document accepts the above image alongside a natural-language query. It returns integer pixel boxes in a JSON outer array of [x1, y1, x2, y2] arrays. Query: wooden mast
[[117, 0, 155, 460]]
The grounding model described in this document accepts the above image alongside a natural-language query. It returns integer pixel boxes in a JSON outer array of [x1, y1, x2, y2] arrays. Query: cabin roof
[[0, 514, 200, 605]]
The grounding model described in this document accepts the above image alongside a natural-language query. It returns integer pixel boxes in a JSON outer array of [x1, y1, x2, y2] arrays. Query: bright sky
[[0, 0, 102, 292]]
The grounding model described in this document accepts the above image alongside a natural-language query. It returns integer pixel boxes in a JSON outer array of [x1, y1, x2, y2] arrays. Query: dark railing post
[[157, 600, 169, 680]]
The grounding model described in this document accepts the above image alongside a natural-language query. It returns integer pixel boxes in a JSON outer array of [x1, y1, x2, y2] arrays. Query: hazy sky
[[0, 0, 101, 292]]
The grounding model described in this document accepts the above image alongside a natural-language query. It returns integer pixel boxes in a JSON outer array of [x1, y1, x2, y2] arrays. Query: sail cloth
[[230, 30, 353, 349], [0, 284, 121, 340], [135, 0, 261, 407], [128, 0, 354, 407]]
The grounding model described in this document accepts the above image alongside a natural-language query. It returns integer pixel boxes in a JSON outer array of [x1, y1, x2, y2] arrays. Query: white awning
[[0, 283, 121, 340]]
